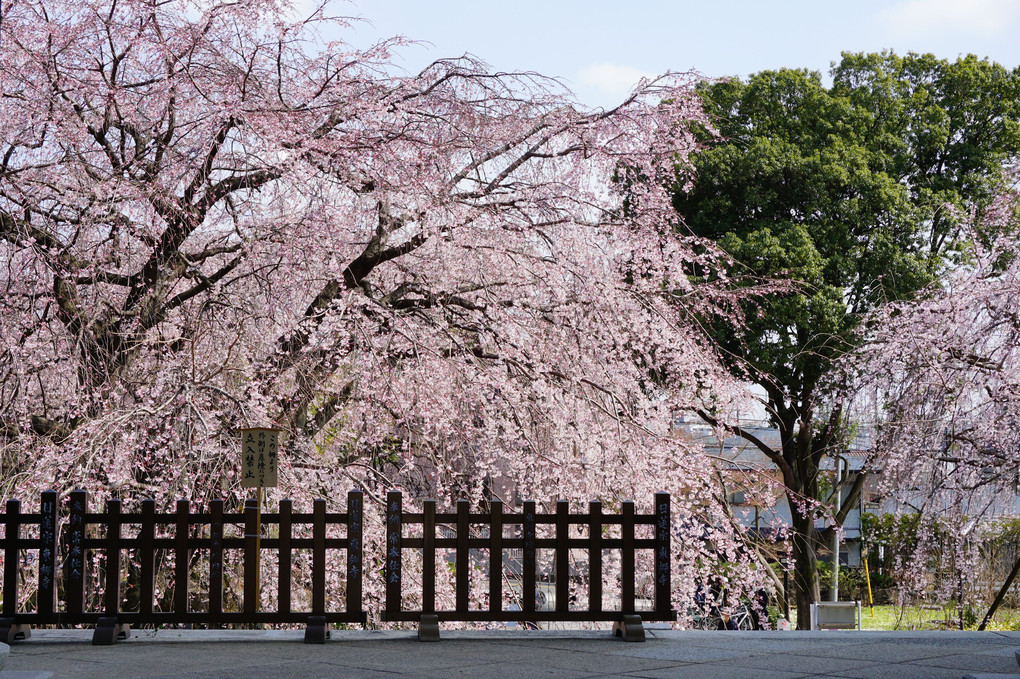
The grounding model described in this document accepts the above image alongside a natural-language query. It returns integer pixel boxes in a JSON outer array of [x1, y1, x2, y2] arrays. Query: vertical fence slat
[[104, 500, 122, 616], [208, 500, 223, 617], [556, 501, 569, 613], [621, 501, 635, 613], [66, 490, 87, 618], [347, 490, 363, 615], [654, 492, 671, 615], [277, 499, 292, 615], [38, 491, 58, 617], [385, 491, 402, 618], [522, 500, 536, 614], [312, 500, 326, 615], [139, 500, 155, 617], [243, 499, 257, 615], [2, 499, 20, 617], [422, 500, 436, 614], [489, 500, 502, 613], [588, 500, 602, 614], [174, 500, 189, 614], [456, 500, 469, 612]]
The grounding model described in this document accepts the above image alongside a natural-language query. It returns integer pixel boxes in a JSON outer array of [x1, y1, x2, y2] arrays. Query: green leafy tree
[[674, 52, 1020, 628]]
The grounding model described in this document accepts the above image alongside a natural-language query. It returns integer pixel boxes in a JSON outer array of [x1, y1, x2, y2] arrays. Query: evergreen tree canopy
[[674, 51, 1020, 627]]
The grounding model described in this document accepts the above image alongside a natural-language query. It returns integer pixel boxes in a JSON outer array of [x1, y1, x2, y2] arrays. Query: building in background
[[677, 417, 871, 567]]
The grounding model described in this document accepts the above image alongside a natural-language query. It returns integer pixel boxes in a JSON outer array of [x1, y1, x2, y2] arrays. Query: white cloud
[[878, 0, 1020, 38], [576, 63, 656, 101]]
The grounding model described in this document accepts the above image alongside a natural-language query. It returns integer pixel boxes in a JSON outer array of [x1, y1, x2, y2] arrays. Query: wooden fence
[[2, 490, 672, 644], [1, 490, 365, 644], [382, 491, 673, 640]]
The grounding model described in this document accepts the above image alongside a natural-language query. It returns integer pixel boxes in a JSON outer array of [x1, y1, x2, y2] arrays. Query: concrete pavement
[[4, 628, 1020, 678]]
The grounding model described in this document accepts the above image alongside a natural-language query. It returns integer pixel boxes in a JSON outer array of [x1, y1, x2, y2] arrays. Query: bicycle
[[691, 603, 755, 630]]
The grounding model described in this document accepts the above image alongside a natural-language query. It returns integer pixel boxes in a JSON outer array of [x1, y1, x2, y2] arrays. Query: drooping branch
[[696, 407, 793, 481]]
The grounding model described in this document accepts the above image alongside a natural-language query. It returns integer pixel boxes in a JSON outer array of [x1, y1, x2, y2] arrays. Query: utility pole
[[831, 456, 845, 602]]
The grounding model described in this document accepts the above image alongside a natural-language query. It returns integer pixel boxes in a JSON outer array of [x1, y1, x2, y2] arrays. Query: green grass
[[858, 604, 1020, 631]]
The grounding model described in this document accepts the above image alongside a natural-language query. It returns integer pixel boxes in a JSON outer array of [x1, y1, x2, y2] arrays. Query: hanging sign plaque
[[240, 428, 280, 488]]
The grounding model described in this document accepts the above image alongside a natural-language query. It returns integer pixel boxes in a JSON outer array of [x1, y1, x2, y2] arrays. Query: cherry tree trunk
[[791, 509, 821, 630]]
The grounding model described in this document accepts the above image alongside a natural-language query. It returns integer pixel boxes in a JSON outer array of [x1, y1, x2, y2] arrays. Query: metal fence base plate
[[0, 621, 31, 643], [91, 618, 129, 645], [304, 616, 330, 644], [613, 615, 645, 642], [419, 614, 440, 641]]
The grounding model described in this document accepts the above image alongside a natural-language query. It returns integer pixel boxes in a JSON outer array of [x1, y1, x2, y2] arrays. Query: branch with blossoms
[[843, 172, 1020, 609]]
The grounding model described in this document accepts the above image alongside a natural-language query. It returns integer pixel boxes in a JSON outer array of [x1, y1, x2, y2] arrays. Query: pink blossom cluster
[[851, 177, 1020, 604]]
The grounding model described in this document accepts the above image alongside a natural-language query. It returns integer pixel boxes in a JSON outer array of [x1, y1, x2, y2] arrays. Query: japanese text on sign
[[241, 428, 280, 487]]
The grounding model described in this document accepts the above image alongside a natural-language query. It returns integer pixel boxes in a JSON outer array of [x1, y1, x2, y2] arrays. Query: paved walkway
[[4, 629, 1020, 678]]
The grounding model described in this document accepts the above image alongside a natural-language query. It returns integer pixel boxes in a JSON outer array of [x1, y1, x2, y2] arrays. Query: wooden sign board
[[240, 428, 280, 488]]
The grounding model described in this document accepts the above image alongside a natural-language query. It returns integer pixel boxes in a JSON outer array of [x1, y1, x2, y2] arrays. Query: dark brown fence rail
[[382, 491, 673, 640], [1, 490, 366, 644]]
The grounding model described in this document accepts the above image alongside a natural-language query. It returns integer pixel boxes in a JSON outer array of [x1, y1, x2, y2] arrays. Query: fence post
[[620, 501, 635, 613], [1, 499, 19, 618], [103, 499, 122, 614], [555, 501, 569, 613], [311, 499, 326, 615], [347, 490, 364, 618], [348, 489, 365, 615], [385, 491, 402, 619], [488, 500, 502, 614], [522, 500, 536, 616], [456, 500, 469, 614], [139, 500, 155, 619], [654, 492, 671, 615], [243, 498, 258, 616], [93, 498, 127, 645], [278, 499, 292, 616], [613, 500, 644, 642], [588, 500, 602, 614], [0, 498, 26, 642], [209, 499, 224, 620], [422, 500, 436, 614], [304, 499, 329, 643], [174, 499, 190, 617]]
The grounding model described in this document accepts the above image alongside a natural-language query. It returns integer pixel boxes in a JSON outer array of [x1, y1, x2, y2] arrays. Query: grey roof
[[678, 420, 870, 472]]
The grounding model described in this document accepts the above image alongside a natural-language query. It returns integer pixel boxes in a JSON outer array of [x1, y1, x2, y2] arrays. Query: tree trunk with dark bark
[[792, 509, 822, 629]]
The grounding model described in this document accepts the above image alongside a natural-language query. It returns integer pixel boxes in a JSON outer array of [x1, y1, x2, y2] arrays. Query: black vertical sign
[[66, 490, 87, 617], [654, 492, 671, 614], [38, 491, 58, 616]]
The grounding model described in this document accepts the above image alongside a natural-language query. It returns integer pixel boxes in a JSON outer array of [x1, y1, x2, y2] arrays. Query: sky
[[340, 0, 1020, 109]]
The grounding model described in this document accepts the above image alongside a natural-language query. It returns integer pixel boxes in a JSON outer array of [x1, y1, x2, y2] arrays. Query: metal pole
[[861, 477, 873, 616], [832, 457, 842, 602], [782, 556, 791, 621], [864, 552, 875, 617]]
